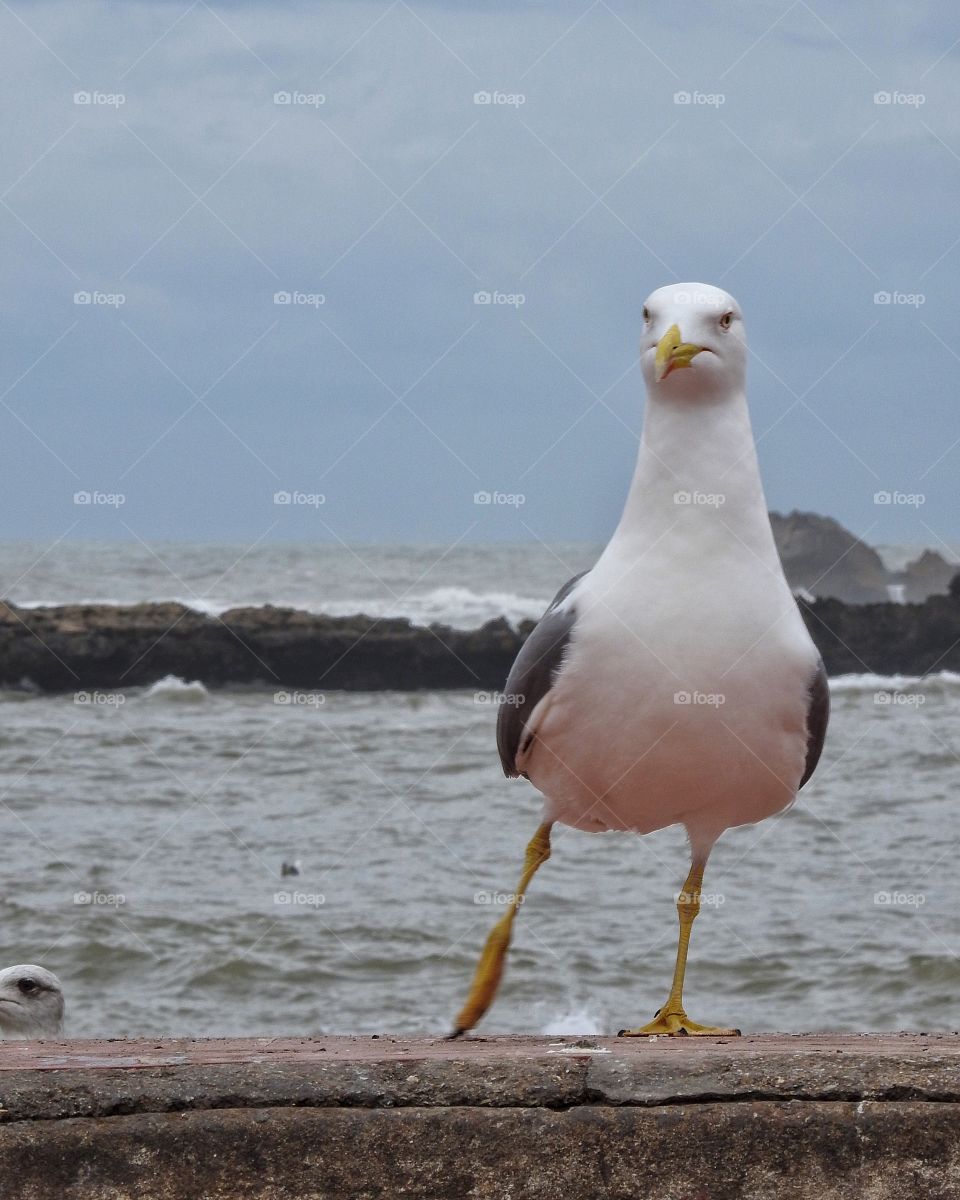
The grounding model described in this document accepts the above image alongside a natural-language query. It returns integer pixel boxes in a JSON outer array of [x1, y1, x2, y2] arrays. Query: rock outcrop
[[899, 549, 957, 604], [2, 587, 960, 692], [0, 601, 523, 693], [770, 511, 892, 604]]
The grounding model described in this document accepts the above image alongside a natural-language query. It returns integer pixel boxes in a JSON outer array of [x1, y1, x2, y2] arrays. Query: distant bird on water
[[0, 965, 65, 1039], [451, 283, 828, 1038]]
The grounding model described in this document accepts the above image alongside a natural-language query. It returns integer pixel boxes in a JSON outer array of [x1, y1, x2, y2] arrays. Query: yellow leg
[[448, 822, 552, 1038], [618, 861, 740, 1038]]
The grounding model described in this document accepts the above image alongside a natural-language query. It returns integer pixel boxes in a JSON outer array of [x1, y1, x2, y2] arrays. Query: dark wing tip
[[799, 658, 829, 790]]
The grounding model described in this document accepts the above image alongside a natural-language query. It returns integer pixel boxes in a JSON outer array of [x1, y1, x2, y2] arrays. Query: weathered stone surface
[[4, 1100, 960, 1199], [1, 1036, 960, 1198], [4, 1034, 960, 1121]]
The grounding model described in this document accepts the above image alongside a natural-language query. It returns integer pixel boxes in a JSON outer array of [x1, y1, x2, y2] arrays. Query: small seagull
[[451, 283, 829, 1039], [0, 965, 65, 1039]]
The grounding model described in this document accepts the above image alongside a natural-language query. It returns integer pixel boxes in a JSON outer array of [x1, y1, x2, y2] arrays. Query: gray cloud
[[0, 0, 957, 548]]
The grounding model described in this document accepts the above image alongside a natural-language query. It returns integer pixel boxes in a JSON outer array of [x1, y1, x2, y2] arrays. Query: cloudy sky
[[0, 0, 957, 550]]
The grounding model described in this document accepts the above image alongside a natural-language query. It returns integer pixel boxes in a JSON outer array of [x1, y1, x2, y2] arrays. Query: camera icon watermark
[[674, 690, 726, 707], [873, 91, 924, 107], [273, 90, 326, 107], [873, 890, 925, 907], [678, 889, 725, 907], [273, 490, 325, 507], [873, 291, 924, 307], [473, 90, 525, 107], [74, 890, 126, 906], [874, 690, 925, 707], [473, 489, 525, 507], [474, 890, 524, 905], [74, 690, 125, 707], [474, 691, 525, 706], [273, 290, 325, 307], [674, 289, 719, 305], [673, 490, 725, 508], [274, 690, 326, 707], [673, 90, 725, 107], [74, 90, 125, 107], [74, 291, 125, 307], [873, 490, 925, 507], [274, 890, 325, 907], [473, 290, 525, 307], [73, 490, 125, 507]]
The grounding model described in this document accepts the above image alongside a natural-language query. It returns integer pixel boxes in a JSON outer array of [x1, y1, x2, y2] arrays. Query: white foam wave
[[320, 586, 547, 629], [15, 588, 549, 630], [170, 597, 224, 618], [142, 675, 209, 702], [539, 1005, 606, 1036], [829, 671, 960, 692], [161, 588, 548, 628], [876, 543, 960, 572]]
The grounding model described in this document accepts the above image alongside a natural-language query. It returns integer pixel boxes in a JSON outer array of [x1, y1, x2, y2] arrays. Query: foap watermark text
[[674, 690, 725, 707], [674, 490, 725, 508], [275, 890, 325, 907], [275, 691, 326, 707], [274, 490, 325, 507], [74, 891, 126, 906], [474, 490, 524, 507], [74, 691, 125, 707], [474, 691, 525, 706]]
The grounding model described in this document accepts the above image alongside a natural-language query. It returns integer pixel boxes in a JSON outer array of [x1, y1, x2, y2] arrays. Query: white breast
[[521, 517, 820, 854]]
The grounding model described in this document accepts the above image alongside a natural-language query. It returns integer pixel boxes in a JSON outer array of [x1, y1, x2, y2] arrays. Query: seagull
[[451, 283, 828, 1038], [0, 965, 65, 1039]]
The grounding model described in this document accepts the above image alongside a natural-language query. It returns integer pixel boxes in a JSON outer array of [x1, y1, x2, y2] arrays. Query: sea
[[1, 539, 959, 1040]]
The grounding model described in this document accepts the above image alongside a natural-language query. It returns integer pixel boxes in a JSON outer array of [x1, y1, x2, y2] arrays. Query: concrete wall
[[1, 1033, 958, 1198]]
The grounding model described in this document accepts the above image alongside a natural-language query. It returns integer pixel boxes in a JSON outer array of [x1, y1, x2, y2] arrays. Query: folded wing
[[497, 572, 587, 778]]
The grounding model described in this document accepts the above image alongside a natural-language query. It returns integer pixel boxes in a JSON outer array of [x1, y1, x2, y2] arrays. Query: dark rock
[[770, 510, 891, 603], [3, 587, 960, 693], [0, 603, 527, 693], [899, 549, 958, 603], [797, 592, 960, 676]]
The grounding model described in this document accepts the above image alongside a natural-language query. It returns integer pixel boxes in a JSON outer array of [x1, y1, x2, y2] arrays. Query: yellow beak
[[654, 324, 704, 382]]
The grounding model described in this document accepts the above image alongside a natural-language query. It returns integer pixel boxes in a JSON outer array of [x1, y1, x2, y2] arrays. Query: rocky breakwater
[[798, 579, 960, 675], [0, 601, 525, 692], [1, 584, 960, 692]]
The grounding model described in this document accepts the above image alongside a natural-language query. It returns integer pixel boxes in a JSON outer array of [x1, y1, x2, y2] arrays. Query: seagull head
[[640, 283, 746, 399], [0, 965, 65, 1039]]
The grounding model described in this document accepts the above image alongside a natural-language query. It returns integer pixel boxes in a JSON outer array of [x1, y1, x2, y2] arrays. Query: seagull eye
[[642, 306, 651, 323], [17, 978, 39, 995], [719, 311, 733, 330]]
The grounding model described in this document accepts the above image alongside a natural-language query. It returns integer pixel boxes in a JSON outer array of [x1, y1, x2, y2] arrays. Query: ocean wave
[[319, 586, 547, 629], [539, 1005, 606, 1036], [14, 587, 551, 630], [141, 675, 209, 702], [829, 671, 960, 692]]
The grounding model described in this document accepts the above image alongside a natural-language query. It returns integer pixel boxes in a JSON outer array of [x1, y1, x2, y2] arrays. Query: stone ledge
[[1, 1035, 959, 1199]]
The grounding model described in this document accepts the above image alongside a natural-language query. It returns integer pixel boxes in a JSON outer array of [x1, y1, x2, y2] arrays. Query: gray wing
[[798, 658, 829, 789], [497, 572, 586, 778]]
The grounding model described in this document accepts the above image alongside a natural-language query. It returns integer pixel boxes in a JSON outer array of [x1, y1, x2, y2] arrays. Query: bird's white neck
[[609, 388, 783, 574]]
